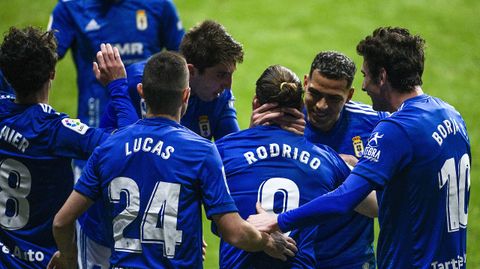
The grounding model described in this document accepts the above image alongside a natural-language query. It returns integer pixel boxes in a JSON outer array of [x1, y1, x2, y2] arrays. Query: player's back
[[84, 117, 235, 268], [363, 94, 470, 268], [216, 125, 351, 269], [0, 99, 74, 268]]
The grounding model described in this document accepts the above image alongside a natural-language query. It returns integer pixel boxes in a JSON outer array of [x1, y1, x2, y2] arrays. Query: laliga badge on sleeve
[[198, 115, 211, 138], [62, 118, 89, 135], [352, 136, 364, 158]]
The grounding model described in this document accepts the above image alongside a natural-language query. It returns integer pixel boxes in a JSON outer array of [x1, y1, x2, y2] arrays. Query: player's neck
[[390, 85, 423, 112], [14, 83, 50, 105], [145, 112, 180, 123]]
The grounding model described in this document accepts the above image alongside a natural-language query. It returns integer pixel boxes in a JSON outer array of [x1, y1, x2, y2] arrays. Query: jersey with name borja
[[0, 97, 109, 268], [74, 117, 237, 268], [352, 94, 470, 268], [215, 125, 352, 268]]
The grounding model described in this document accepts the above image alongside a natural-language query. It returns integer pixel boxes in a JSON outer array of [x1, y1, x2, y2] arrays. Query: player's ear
[[182, 86, 191, 103], [137, 83, 144, 98], [252, 95, 260, 109], [187, 64, 196, 78], [50, 71, 55, 80], [303, 74, 309, 89], [347, 87, 354, 102], [378, 68, 387, 86]]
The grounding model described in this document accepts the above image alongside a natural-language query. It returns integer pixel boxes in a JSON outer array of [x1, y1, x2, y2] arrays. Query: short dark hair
[[256, 65, 303, 110], [309, 51, 356, 88], [356, 27, 425, 92], [142, 51, 189, 116], [180, 20, 243, 73], [0, 26, 57, 97]]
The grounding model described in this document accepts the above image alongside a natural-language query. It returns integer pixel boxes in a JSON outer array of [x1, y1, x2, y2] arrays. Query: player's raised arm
[[212, 211, 297, 261]]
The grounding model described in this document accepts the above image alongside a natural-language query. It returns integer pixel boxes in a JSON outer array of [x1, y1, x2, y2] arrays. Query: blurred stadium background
[[1, 0, 478, 267]]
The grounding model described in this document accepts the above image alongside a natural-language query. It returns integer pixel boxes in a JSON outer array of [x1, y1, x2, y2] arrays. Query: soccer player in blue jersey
[[79, 20, 245, 267], [101, 20, 243, 140], [48, 0, 184, 127], [0, 26, 136, 269], [49, 51, 297, 269], [216, 64, 377, 269], [252, 51, 387, 268], [248, 27, 471, 269]]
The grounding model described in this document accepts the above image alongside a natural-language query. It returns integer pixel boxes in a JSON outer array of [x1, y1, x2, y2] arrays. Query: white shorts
[[77, 222, 111, 269]]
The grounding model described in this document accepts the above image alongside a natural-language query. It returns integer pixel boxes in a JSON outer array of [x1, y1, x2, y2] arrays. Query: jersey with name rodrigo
[[216, 125, 351, 269], [74, 117, 237, 268], [0, 98, 108, 268], [304, 100, 388, 268], [48, 0, 184, 127], [352, 94, 470, 268]]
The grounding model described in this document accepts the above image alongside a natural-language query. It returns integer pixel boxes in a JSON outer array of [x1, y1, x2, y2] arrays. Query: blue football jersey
[[74, 117, 238, 268], [304, 100, 388, 268], [101, 60, 240, 140], [352, 94, 470, 268], [0, 70, 14, 99], [48, 0, 184, 127], [0, 99, 110, 268], [215, 126, 353, 269]]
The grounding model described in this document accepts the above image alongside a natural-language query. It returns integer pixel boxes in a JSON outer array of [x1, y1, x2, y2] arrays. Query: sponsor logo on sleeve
[[61, 118, 89, 135], [363, 132, 383, 162]]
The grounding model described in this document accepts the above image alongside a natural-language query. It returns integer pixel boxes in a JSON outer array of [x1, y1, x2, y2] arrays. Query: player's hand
[[247, 203, 281, 233], [339, 153, 358, 168], [250, 98, 280, 127], [93, 43, 126, 86], [47, 251, 77, 269], [273, 107, 305, 135], [262, 231, 297, 261], [202, 238, 208, 261], [250, 98, 305, 135]]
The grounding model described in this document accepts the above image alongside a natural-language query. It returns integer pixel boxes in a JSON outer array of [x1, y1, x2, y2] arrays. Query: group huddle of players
[[0, 0, 471, 269]]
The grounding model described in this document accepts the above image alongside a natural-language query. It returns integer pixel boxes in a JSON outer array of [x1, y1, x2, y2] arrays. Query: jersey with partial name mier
[[0, 97, 109, 269], [304, 100, 388, 268], [74, 117, 238, 268], [215, 125, 352, 269], [48, 0, 184, 127], [351, 94, 470, 268]]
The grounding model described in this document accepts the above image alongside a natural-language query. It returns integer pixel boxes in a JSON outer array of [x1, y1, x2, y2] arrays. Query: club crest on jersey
[[136, 10, 148, 31], [198, 116, 211, 138], [61, 118, 89, 135], [352, 136, 364, 158], [363, 132, 383, 162]]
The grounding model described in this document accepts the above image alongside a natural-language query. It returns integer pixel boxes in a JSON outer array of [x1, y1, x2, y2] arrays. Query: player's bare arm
[[212, 211, 296, 261], [49, 191, 94, 269]]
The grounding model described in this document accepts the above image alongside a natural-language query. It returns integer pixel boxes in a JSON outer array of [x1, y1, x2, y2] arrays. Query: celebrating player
[[0, 26, 135, 268], [251, 51, 388, 268], [49, 51, 297, 269], [216, 64, 377, 268], [248, 27, 471, 269]]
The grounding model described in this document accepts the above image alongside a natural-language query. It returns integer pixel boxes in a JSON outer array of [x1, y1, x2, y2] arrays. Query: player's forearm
[[52, 216, 77, 260], [278, 174, 374, 232], [227, 221, 268, 252]]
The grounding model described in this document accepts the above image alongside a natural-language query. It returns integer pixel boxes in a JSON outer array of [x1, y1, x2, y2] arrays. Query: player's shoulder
[[344, 100, 389, 120]]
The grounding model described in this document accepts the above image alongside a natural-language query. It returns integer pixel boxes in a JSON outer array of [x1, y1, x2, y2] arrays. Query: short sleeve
[[199, 144, 238, 218], [352, 120, 413, 188], [74, 148, 102, 201]]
